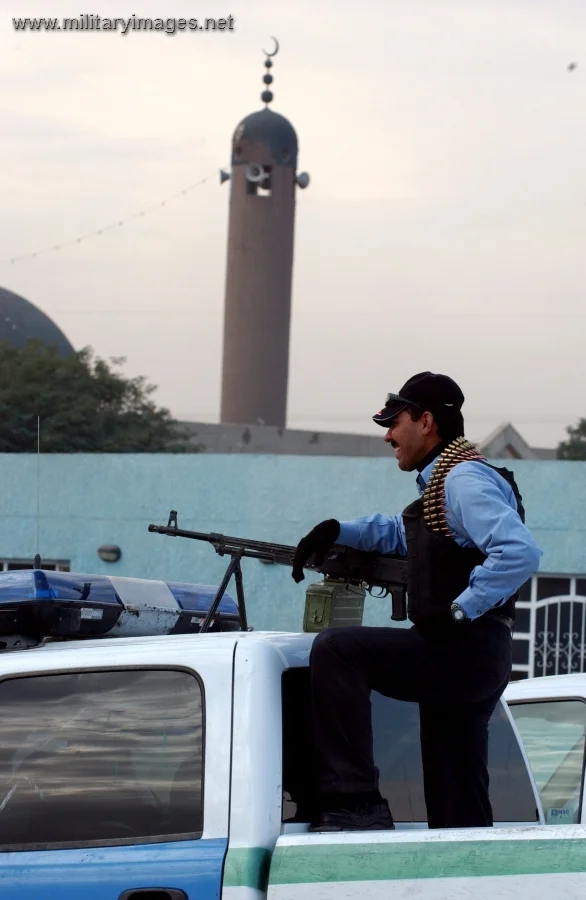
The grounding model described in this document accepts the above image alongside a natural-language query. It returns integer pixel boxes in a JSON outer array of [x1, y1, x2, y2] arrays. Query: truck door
[[0, 638, 234, 900], [508, 695, 586, 825]]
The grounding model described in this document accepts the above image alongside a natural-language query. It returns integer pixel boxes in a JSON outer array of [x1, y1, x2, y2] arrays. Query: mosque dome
[[232, 108, 298, 169], [0, 287, 74, 356]]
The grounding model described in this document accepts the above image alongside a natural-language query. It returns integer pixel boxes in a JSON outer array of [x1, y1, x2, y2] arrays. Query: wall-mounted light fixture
[[98, 544, 121, 563]]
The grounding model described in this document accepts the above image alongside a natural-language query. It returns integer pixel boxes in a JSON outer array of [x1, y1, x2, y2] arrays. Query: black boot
[[309, 792, 395, 832]]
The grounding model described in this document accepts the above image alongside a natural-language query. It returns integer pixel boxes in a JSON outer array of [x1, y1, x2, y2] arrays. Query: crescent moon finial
[[260, 37, 278, 106], [262, 36, 279, 57]]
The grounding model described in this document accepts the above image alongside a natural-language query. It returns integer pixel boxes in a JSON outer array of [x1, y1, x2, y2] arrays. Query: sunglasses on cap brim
[[385, 392, 426, 413]]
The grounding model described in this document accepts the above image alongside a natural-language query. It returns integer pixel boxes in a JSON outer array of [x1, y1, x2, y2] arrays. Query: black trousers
[[309, 615, 512, 829]]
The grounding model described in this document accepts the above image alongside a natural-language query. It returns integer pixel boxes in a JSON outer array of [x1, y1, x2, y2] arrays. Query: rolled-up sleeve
[[337, 514, 407, 556], [445, 468, 543, 619]]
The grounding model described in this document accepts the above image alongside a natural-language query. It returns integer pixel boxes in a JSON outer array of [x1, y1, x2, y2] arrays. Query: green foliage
[[0, 341, 195, 452], [556, 419, 586, 460]]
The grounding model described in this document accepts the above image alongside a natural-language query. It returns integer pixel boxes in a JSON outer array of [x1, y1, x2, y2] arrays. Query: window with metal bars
[[0, 560, 70, 572]]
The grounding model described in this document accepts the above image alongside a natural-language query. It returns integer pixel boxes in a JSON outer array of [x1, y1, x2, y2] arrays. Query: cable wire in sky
[[0, 172, 215, 265]]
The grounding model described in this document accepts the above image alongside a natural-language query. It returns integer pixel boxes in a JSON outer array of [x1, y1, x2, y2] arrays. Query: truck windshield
[[282, 668, 539, 825]]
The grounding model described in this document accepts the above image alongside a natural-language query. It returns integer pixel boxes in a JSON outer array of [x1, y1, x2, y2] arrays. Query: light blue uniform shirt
[[337, 458, 543, 620]]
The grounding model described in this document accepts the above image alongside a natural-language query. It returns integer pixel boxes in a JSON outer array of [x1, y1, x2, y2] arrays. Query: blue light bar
[[0, 570, 242, 643]]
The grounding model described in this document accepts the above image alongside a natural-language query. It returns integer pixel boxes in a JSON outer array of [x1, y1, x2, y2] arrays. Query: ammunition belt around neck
[[422, 437, 486, 534]]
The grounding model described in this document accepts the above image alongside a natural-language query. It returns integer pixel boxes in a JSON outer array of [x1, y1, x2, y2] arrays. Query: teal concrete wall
[[1, 455, 584, 632]]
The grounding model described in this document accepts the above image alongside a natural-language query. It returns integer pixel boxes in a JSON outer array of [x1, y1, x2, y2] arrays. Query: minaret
[[219, 39, 309, 427]]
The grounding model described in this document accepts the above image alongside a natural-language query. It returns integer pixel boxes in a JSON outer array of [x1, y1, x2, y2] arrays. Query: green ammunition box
[[303, 578, 366, 632]]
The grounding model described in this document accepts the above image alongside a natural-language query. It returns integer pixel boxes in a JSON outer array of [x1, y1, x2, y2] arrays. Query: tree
[[0, 341, 196, 452], [557, 420, 586, 460]]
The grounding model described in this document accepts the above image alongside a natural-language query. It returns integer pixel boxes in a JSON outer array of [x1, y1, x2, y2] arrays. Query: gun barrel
[[147, 524, 214, 541], [147, 523, 296, 557]]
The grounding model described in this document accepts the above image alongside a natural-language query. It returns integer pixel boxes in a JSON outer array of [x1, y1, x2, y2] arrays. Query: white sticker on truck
[[547, 808, 574, 824]]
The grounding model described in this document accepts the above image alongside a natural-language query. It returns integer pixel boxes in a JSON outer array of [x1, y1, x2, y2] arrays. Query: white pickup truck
[[1, 572, 586, 900]]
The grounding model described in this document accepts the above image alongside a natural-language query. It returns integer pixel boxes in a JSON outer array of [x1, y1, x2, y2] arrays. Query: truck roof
[[505, 673, 586, 700], [0, 630, 316, 670]]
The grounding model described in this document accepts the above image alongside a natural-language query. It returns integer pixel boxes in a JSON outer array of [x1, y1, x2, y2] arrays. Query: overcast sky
[[1, 0, 585, 448]]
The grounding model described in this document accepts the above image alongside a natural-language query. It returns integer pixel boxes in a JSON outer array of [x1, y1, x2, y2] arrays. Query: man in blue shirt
[[291, 372, 542, 832]]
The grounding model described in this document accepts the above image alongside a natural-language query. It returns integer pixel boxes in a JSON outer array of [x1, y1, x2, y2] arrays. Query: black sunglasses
[[385, 392, 425, 412]]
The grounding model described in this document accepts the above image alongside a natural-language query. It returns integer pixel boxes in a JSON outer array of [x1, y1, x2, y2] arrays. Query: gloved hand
[[292, 519, 340, 583]]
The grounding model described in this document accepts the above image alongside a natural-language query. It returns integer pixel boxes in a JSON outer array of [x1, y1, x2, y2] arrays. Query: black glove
[[292, 519, 340, 583]]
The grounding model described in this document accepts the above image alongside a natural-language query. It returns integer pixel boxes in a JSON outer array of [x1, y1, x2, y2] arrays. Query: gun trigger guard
[[368, 585, 388, 598]]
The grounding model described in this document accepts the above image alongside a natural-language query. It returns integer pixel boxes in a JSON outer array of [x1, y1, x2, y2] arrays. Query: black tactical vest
[[401, 440, 525, 636]]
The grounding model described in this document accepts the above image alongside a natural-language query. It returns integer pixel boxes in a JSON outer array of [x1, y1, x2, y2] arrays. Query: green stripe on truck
[[268, 839, 586, 883], [224, 847, 272, 889]]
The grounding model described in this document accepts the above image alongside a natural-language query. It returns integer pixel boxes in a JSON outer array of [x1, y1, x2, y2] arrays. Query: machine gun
[[148, 510, 408, 634]]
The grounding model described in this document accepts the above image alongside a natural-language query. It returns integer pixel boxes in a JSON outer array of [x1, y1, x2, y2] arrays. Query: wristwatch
[[451, 602, 467, 623]]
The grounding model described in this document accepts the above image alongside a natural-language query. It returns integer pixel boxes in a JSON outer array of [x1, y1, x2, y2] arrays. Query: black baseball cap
[[373, 371, 465, 427]]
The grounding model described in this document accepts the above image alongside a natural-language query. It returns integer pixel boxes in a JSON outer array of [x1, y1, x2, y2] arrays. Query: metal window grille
[[0, 559, 70, 572], [512, 575, 586, 679]]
